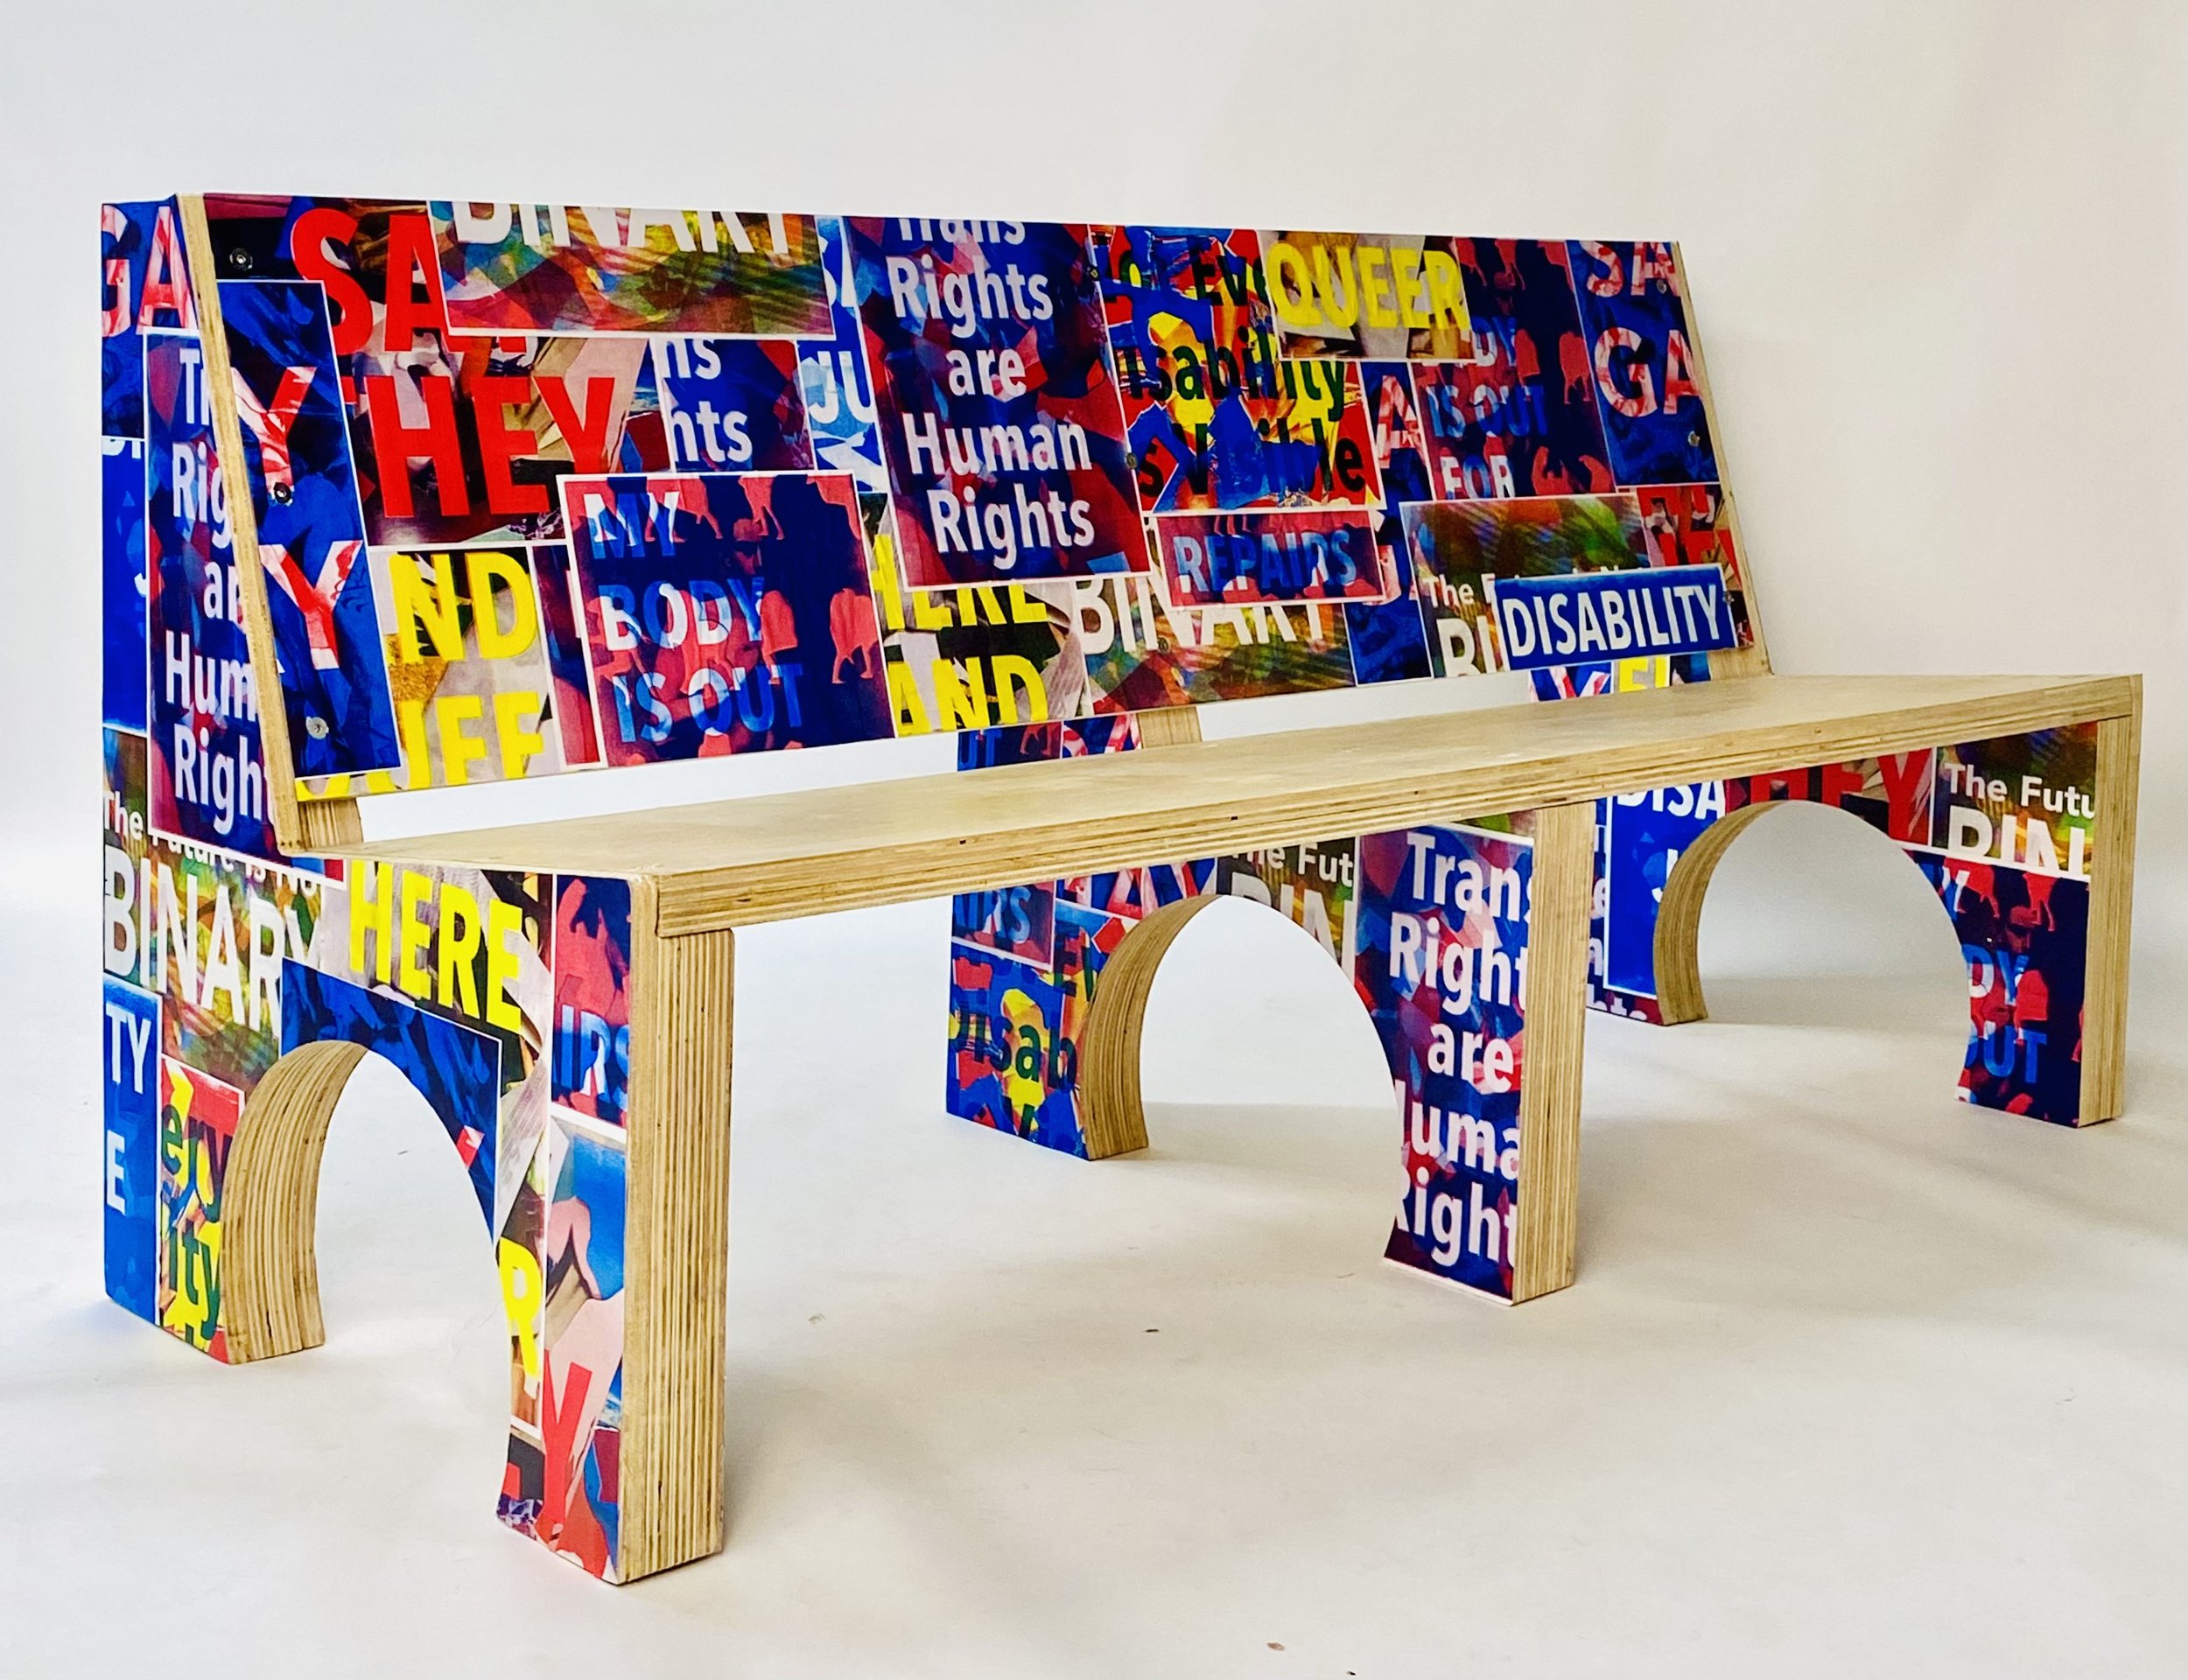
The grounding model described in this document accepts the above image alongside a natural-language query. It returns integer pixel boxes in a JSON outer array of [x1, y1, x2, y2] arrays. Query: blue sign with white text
[[1490, 564, 1733, 671], [102, 977, 159, 1322]]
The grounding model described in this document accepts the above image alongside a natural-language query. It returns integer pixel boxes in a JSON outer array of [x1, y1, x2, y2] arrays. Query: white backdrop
[[3, 0, 2181, 905], [2, 4, 2182, 1674]]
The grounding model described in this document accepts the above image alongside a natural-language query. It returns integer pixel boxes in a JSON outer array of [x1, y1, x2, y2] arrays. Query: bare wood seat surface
[[339, 674, 2135, 936]]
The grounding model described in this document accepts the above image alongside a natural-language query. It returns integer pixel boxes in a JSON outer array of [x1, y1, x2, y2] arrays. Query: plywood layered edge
[[1675, 237, 1774, 683], [2079, 686, 2142, 1124], [371, 676, 2131, 936], [1510, 802, 1594, 1302], [1076, 894, 1221, 1159], [1650, 802, 1780, 1026], [617, 888, 738, 1581], [1133, 706, 1205, 750], [220, 1038, 370, 1363]]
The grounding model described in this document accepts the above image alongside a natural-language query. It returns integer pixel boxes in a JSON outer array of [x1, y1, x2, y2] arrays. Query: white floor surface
[[4, 820, 2183, 1677]]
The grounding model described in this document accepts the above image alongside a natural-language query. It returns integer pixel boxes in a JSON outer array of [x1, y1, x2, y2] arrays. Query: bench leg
[[945, 858, 1216, 1159], [1357, 804, 1594, 1303], [616, 892, 736, 1581], [1925, 715, 2137, 1126], [505, 884, 738, 1582], [944, 808, 1595, 1305], [1630, 722, 2136, 1125], [1512, 803, 1595, 1298], [2077, 712, 2139, 1122], [178, 870, 733, 1586]]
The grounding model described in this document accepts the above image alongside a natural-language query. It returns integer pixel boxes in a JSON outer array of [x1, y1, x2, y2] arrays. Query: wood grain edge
[[650, 677, 2135, 935], [1133, 706, 1204, 749], [1076, 894, 1220, 1159], [298, 795, 365, 851], [2079, 690, 2142, 1124], [221, 1039, 368, 1363], [1511, 802, 1593, 1304], [1708, 486, 1775, 679], [1650, 802, 1780, 1025], [1706, 638, 1772, 682], [619, 878, 736, 1582], [1673, 239, 1774, 679]]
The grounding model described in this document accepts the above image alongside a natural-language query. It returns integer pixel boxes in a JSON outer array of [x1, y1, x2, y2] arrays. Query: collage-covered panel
[[564, 471, 892, 762], [1214, 839, 1360, 970], [551, 875, 634, 1127], [1925, 858, 2089, 1123], [1584, 727, 2101, 1126], [102, 436, 148, 731], [1490, 564, 1737, 673], [946, 942, 1082, 1155], [1150, 508, 1390, 607], [1932, 727, 2100, 1123], [530, 542, 606, 766], [1413, 238, 1614, 500], [1636, 481, 1755, 648], [139, 836, 324, 1090], [1355, 822, 1532, 1298], [433, 203, 831, 338], [536, 1105, 628, 1579], [950, 878, 1057, 970], [1092, 226, 1383, 516], [158, 1056, 242, 1356], [943, 718, 1213, 1158], [1261, 230, 1472, 361], [1566, 241, 1717, 487], [853, 218, 1144, 588], [167, 199, 1762, 809], [1406, 492, 1652, 678], [1059, 856, 1217, 924], [368, 545, 568, 786], [796, 220, 887, 491], [102, 200, 194, 439], [1074, 569, 1359, 713], [653, 335, 814, 472], [219, 277, 400, 780], [283, 963, 499, 1214], [146, 329, 278, 858], [100, 200, 650, 1583], [102, 976, 160, 1322]]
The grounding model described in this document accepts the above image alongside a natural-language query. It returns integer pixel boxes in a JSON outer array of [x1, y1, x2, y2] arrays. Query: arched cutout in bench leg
[[223, 1039, 369, 1363], [1076, 893, 1221, 1160], [1645, 713, 2139, 1127], [1055, 803, 1595, 1306], [1649, 802, 1779, 1026], [210, 881, 734, 1586]]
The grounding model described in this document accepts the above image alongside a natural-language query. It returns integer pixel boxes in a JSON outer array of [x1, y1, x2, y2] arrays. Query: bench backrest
[[102, 196, 1764, 860]]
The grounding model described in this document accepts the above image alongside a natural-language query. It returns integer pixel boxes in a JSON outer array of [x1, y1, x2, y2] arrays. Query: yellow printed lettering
[[397, 870, 433, 999], [485, 899, 524, 1032], [437, 882, 482, 1016]]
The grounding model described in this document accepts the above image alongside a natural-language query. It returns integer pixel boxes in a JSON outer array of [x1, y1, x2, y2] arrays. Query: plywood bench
[[95, 195, 2142, 1584]]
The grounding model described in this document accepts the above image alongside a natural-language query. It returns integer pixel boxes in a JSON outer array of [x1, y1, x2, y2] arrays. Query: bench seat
[[342, 672, 2135, 934]]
